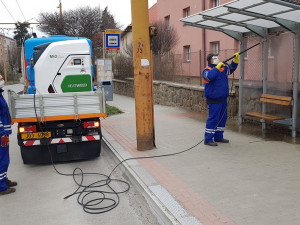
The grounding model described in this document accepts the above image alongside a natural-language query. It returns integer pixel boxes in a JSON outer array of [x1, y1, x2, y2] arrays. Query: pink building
[[149, 0, 240, 80], [155, 0, 238, 54], [148, 3, 158, 25], [149, 0, 296, 84]]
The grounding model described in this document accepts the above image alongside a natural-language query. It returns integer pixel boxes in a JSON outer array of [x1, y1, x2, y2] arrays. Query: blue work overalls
[[0, 89, 12, 191], [202, 62, 238, 143]]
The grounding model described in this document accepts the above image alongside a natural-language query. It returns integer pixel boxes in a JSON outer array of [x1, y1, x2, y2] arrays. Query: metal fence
[[113, 49, 240, 85]]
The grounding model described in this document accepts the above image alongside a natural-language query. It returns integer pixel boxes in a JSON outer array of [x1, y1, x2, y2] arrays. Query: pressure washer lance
[[223, 42, 262, 64]]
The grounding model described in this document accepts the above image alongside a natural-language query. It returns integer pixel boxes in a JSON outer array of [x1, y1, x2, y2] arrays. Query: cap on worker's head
[[207, 53, 218, 63]]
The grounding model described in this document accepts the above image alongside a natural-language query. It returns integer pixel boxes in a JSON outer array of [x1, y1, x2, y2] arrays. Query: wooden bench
[[245, 94, 293, 121]]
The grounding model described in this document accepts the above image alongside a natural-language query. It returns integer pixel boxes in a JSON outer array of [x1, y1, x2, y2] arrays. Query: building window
[[268, 40, 274, 58], [212, 42, 220, 54], [184, 45, 191, 62], [213, 0, 220, 7], [183, 7, 190, 17], [165, 16, 170, 29], [244, 40, 248, 59]]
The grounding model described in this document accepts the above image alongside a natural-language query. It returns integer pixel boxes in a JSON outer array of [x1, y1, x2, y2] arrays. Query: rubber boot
[[0, 187, 16, 196]]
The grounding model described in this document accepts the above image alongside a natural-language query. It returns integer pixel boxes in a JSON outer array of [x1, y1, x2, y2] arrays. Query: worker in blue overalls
[[0, 75, 17, 195], [202, 53, 239, 146]]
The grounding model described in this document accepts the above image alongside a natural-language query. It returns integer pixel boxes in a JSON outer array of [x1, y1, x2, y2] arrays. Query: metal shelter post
[[238, 38, 245, 124], [292, 33, 300, 138], [262, 39, 269, 130]]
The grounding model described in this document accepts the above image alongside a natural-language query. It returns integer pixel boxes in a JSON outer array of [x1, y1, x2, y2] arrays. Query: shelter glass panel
[[222, 25, 249, 32], [184, 15, 204, 23], [198, 20, 226, 27], [219, 13, 254, 22], [244, 19, 279, 28], [247, 3, 292, 15], [226, 0, 264, 9], [202, 7, 229, 16], [241, 33, 295, 119], [276, 10, 300, 23]]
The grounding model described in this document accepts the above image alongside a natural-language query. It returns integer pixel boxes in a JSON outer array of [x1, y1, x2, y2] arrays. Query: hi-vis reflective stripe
[[23, 135, 100, 146], [50, 137, 73, 144], [203, 66, 212, 84], [203, 65, 225, 84], [82, 136, 99, 141]]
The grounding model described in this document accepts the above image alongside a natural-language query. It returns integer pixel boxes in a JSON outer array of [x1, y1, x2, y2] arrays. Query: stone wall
[[113, 78, 300, 133], [113, 78, 239, 117]]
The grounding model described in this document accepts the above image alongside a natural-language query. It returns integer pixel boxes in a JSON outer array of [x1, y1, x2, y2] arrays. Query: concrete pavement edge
[[101, 128, 202, 225]]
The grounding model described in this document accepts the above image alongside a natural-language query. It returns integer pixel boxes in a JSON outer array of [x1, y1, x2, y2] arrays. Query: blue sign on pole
[[105, 30, 120, 55], [105, 30, 120, 48]]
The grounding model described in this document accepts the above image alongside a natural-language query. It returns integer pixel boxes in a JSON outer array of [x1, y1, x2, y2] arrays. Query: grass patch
[[106, 104, 123, 116], [5, 81, 20, 85]]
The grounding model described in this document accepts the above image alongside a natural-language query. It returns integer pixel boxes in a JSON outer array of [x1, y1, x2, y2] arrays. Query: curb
[[101, 127, 203, 225], [101, 134, 180, 225]]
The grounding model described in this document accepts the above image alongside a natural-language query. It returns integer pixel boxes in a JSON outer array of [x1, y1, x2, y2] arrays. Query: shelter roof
[[180, 0, 300, 40]]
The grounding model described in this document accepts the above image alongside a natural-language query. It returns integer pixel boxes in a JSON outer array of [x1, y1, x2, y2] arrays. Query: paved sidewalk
[[102, 94, 300, 225]]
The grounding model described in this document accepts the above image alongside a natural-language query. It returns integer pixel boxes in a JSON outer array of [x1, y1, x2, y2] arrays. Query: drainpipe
[[201, 0, 206, 86]]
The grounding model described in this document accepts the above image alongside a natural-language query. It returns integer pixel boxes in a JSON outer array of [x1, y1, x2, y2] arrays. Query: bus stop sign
[[105, 29, 120, 54]]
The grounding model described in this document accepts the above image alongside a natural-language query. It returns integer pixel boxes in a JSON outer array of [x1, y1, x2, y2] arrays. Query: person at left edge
[[0, 75, 17, 196], [202, 53, 239, 146]]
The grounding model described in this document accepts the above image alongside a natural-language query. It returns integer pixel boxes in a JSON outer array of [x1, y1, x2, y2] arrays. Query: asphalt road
[[0, 84, 160, 225]]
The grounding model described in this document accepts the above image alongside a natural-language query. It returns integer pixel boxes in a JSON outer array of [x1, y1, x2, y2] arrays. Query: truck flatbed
[[8, 88, 106, 124]]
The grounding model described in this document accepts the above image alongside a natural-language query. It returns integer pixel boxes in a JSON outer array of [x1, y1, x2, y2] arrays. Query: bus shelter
[[180, 0, 300, 137]]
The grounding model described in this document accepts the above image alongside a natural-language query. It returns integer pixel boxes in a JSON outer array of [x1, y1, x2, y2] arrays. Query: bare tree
[[13, 23, 30, 47], [148, 21, 180, 81], [38, 6, 118, 40], [100, 7, 118, 30], [113, 43, 134, 80], [38, 12, 65, 35], [151, 20, 179, 55]]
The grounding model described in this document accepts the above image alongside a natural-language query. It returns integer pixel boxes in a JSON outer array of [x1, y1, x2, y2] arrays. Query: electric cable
[[80, 35, 277, 214], [33, 91, 131, 214], [27, 40, 262, 214], [0, 0, 17, 23], [15, 0, 26, 22], [31, 54, 235, 214], [105, 58, 237, 178], [29, 56, 130, 214]]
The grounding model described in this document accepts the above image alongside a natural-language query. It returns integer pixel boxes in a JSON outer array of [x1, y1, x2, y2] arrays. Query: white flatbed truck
[[8, 36, 106, 164]]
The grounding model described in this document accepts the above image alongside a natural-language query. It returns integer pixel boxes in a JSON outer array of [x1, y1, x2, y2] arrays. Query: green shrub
[[106, 104, 123, 116]]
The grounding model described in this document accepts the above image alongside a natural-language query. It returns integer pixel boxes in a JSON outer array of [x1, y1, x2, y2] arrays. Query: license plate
[[21, 132, 51, 140]]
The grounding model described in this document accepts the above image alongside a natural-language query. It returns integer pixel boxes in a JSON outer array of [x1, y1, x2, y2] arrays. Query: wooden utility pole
[[59, 0, 63, 20], [1, 34, 7, 82], [131, 0, 155, 150]]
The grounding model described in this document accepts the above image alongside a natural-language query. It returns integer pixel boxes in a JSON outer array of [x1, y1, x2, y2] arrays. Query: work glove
[[1, 135, 9, 147], [233, 52, 239, 64], [215, 62, 225, 71]]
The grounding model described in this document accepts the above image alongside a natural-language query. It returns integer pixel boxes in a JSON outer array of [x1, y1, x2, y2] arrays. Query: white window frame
[[184, 7, 190, 17], [244, 40, 248, 59], [212, 42, 220, 54], [165, 16, 170, 29], [184, 45, 191, 62], [268, 40, 274, 59], [213, 0, 220, 7]]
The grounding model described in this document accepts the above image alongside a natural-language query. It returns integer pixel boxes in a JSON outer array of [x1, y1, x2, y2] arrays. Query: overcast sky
[[0, 0, 157, 37]]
